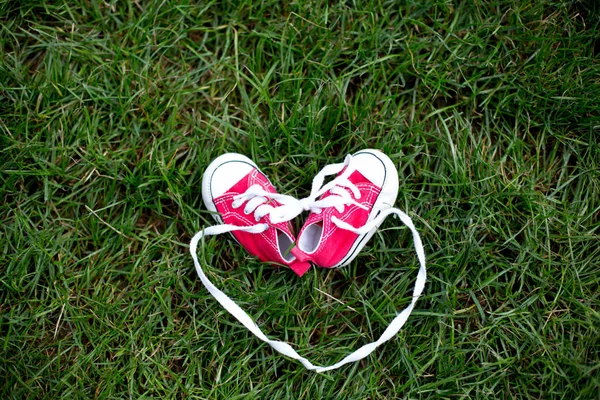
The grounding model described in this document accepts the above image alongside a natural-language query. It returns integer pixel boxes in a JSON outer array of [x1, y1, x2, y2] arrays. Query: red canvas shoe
[[288, 149, 400, 270], [194, 153, 311, 276]]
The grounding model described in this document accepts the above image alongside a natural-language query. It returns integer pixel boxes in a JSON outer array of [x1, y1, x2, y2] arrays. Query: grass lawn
[[1, 0, 599, 398]]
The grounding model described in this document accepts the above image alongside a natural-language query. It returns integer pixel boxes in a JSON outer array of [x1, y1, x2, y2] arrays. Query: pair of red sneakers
[[189, 149, 427, 372]]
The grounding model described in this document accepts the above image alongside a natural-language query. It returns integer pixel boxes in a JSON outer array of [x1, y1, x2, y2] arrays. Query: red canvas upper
[[212, 169, 311, 276], [291, 169, 381, 269]]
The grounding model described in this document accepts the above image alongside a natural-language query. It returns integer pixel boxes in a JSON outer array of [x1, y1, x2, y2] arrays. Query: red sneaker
[[289, 149, 400, 271], [196, 153, 311, 276]]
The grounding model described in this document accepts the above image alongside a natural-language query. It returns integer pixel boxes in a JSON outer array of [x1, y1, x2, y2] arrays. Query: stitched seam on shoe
[[313, 184, 380, 255], [317, 186, 377, 247], [214, 195, 279, 254]]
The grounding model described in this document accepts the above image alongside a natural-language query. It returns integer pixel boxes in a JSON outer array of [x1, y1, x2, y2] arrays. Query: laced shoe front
[[195, 152, 311, 275], [272, 149, 416, 272]]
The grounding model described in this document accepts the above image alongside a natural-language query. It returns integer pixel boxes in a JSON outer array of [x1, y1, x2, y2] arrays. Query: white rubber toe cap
[[352, 150, 387, 187], [352, 149, 399, 211], [201, 153, 258, 213]]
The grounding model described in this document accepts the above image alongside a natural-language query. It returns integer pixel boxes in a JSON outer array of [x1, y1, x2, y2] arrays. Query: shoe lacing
[[270, 154, 368, 224], [190, 185, 304, 266], [230, 184, 300, 223], [271, 155, 421, 238]]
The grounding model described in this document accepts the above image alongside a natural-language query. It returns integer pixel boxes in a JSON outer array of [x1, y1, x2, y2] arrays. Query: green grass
[[1, 0, 599, 398]]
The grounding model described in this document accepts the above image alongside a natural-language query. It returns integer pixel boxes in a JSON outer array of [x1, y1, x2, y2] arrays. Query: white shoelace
[[270, 155, 367, 223], [190, 158, 427, 373]]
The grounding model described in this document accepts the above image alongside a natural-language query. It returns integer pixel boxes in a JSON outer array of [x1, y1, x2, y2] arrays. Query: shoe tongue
[[226, 169, 278, 196], [347, 169, 372, 185], [317, 170, 371, 202], [225, 171, 254, 194]]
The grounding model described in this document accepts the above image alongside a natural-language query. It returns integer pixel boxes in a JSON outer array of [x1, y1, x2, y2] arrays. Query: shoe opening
[[298, 222, 322, 253], [277, 230, 296, 262]]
